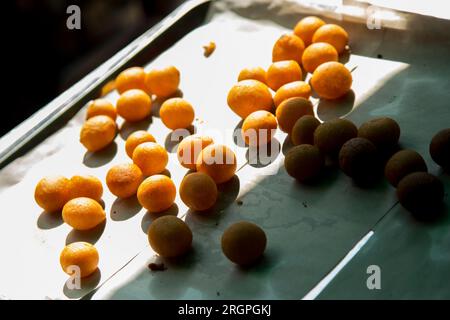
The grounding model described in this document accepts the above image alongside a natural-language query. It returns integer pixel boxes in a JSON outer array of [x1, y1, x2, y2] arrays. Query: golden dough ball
[[291, 115, 320, 145], [301, 42, 338, 73], [34, 175, 71, 212], [273, 81, 311, 107], [312, 24, 349, 54], [147, 215, 192, 258], [227, 80, 273, 119], [145, 66, 180, 98], [137, 175, 176, 212], [384, 149, 428, 187], [106, 163, 143, 198], [272, 34, 305, 65], [115, 67, 148, 94], [276, 97, 314, 134], [284, 144, 324, 182], [266, 60, 302, 91], [242, 110, 277, 146], [62, 197, 106, 231], [293, 16, 326, 46], [132, 142, 168, 176], [358, 117, 400, 151], [177, 135, 214, 170], [196, 144, 237, 184], [160, 98, 195, 130], [80, 115, 116, 152], [85, 99, 117, 121], [180, 172, 218, 211], [221, 221, 267, 266], [238, 67, 267, 84], [311, 61, 352, 100], [60, 242, 99, 278], [116, 89, 152, 122], [69, 175, 103, 202], [125, 130, 156, 158], [314, 118, 358, 156]]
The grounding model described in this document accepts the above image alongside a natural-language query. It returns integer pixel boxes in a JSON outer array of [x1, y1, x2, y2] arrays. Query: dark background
[[3, 0, 184, 137]]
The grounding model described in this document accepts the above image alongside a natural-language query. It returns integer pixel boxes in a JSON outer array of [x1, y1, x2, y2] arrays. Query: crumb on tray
[[203, 41, 216, 57], [148, 262, 167, 272]]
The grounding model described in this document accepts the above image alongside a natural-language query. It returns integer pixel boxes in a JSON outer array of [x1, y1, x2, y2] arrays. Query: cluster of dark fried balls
[[284, 115, 449, 220]]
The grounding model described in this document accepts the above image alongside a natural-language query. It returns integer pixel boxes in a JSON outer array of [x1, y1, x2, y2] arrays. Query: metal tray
[[1, 0, 449, 300]]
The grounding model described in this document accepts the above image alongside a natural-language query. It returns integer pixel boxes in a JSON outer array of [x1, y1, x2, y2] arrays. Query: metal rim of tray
[[0, 0, 211, 170]]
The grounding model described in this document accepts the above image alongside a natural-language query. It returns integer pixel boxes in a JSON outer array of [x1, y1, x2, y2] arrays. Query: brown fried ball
[[358, 117, 400, 151], [291, 115, 320, 145], [339, 137, 380, 183], [179, 172, 218, 212], [221, 221, 267, 266], [430, 128, 450, 169], [313, 118, 358, 156], [147, 215, 192, 258], [384, 150, 427, 187], [276, 97, 314, 134], [284, 144, 324, 182], [397, 172, 444, 218]]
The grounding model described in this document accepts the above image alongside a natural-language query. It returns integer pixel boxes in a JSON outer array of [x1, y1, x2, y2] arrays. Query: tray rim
[[0, 0, 212, 170]]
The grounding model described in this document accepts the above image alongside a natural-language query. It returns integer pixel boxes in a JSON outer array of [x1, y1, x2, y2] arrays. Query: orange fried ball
[[266, 60, 302, 91], [242, 110, 277, 146], [238, 67, 267, 84], [293, 16, 326, 46], [284, 144, 324, 182], [291, 115, 320, 145], [221, 221, 267, 266], [116, 89, 152, 122], [34, 175, 71, 212], [85, 99, 117, 121], [147, 215, 192, 258], [301, 42, 338, 73], [429, 128, 450, 169], [384, 150, 428, 187], [358, 117, 400, 151], [276, 97, 314, 134], [311, 61, 352, 100], [227, 80, 273, 119], [160, 98, 195, 130], [145, 66, 180, 98], [132, 142, 168, 176], [100, 79, 116, 97], [180, 172, 218, 211], [125, 130, 156, 158], [177, 135, 214, 170], [69, 175, 103, 202], [137, 175, 176, 212], [115, 67, 148, 94], [196, 144, 237, 184], [62, 197, 106, 230], [314, 118, 358, 156], [312, 24, 349, 54], [80, 115, 116, 152], [397, 172, 444, 217], [273, 81, 311, 107], [60, 242, 99, 278], [106, 163, 143, 198], [272, 34, 305, 65]]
